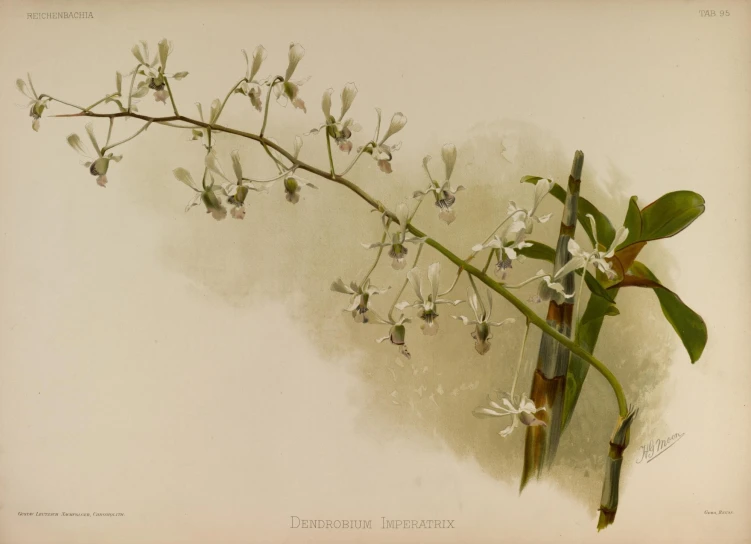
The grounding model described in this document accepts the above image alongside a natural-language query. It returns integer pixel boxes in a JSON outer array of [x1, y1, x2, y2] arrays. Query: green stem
[[439, 267, 463, 297], [102, 121, 152, 154], [509, 319, 531, 398], [84, 94, 118, 112], [127, 64, 143, 112], [339, 140, 375, 176], [387, 244, 424, 321], [466, 212, 522, 265], [482, 248, 496, 274], [409, 196, 425, 222], [325, 131, 336, 176], [104, 118, 114, 148], [50, 108, 627, 419], [260, 77, 283, 137], [39, 95, 86, 111], [164, 78, 179, 116], [257, 77, 288, 173], [213, 78, 247, 124], [360, 226, 389, 288], [505, 272, 547, 290]]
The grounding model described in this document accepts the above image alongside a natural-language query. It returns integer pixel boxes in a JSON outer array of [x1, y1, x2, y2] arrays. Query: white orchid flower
[[308, 83, 362, 153], [264, 135, 317, 203], [508, 178, 554, 234], [553, 214, 629, 281], [396, 262, 463, 336], [330, 277, 390, 324], [375, 314, 412, 359], [173, 167, 228, 221], [16, 74, 51, 132], [358, 109, 407, 173], [272, 43, 311, 112], [413, 145, 465, 224], [66, 123, 123, 187], [130, 39, 187, 105], [204, 149, 278, 219], [527, 269, 574, 305], [362, 203, 426, 270], [472, 229, 532, 279], [452, 289, 515, 354], [473, 391, 547, 437], [236, 46, 267, 112]]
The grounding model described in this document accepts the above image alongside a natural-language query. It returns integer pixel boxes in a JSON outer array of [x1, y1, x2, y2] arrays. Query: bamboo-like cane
[[520, 151, 583, 490], [597, 406, 638, 530]]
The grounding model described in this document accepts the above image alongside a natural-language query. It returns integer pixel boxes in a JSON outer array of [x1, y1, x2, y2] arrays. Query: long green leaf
[[639, 191, 705, 242], [584, 270, 616, 303], [517, 241, 556, 263], [617, 191, 706, 251], [620, 196, 642, 248], [563, 291, 618, 429], [624, 262, 707, 363]]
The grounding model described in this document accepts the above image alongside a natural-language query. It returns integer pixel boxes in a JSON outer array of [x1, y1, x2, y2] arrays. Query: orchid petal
[[340, 82, 358, 119], [331, 277, 357, 295], [205, 150, 231, 182], [532, 178, 552, 212], [586, 213, 599, 246], [441, 143, 457, 181], [489, 318, 515, 328], [452, 315, 476, 326], [84, 123, 100, 155], [321, 88, 333, 119], [285, 43, 305, 81], [230, 150, 243, 182], [427, 262, 441, 301], [249, 45, 266, 80], [67, 134, 89, 157], [406, 268, 424, 302], [380, 112, 407, 143]]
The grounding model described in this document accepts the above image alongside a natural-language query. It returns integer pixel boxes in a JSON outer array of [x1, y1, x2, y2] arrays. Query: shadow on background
[[157, 119, 677, 513]]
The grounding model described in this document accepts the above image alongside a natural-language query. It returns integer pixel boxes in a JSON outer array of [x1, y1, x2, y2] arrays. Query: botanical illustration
[[16, 40, 708, 531]]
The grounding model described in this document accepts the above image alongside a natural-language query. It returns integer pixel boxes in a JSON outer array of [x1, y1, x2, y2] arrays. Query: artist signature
[[636, 432, 685, 464]]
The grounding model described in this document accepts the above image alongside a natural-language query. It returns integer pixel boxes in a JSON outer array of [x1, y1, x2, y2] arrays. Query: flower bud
[[284, 177, 300, 204], [284, 177, 299, 194]]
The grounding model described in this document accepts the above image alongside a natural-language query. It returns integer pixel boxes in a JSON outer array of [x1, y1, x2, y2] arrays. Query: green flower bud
[[284, 177, 299, 194]]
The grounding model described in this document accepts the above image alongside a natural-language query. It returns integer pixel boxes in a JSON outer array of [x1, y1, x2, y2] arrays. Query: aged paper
[[1, 0, 749, 542]]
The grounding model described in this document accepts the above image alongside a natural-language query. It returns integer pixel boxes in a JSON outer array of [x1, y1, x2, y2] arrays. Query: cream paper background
[[1, 0, 750, 542]]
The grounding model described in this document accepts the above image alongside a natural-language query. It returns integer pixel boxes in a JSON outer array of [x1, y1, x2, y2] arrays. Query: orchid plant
[[17, 39, 707, 533]]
